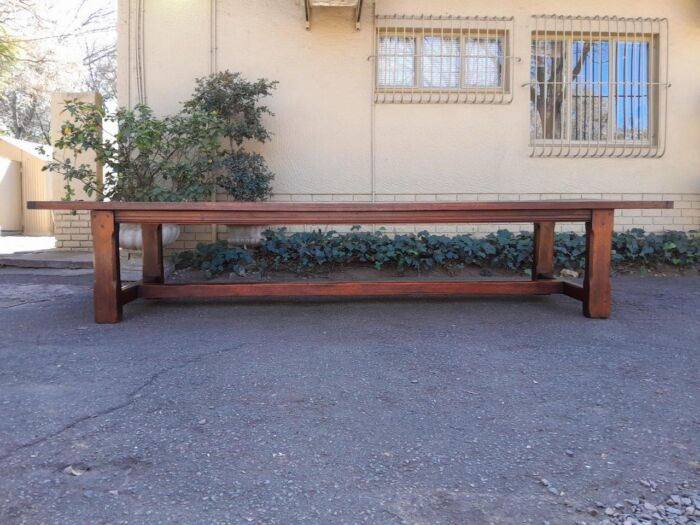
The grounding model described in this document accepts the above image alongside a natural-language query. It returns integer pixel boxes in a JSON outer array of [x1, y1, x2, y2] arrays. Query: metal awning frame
[[304, 0, 364, 30]]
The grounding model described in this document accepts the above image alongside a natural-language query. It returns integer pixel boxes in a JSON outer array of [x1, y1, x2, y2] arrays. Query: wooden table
[[28, 200, 673, 323]]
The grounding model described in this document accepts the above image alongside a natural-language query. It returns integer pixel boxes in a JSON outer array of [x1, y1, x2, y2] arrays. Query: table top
[[28, 200, 673, 211]]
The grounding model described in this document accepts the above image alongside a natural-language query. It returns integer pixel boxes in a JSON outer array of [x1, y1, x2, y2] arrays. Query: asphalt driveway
[[0, 268, 698, 524]]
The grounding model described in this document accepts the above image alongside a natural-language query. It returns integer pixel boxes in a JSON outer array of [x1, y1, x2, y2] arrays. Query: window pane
[[571, 41, 610, 141], [377, 36, 416, 88], [616, 41, 649, 141], [422, 36, 460, 88], [530, 40, 567, 140], [465, 37, 502, 87]]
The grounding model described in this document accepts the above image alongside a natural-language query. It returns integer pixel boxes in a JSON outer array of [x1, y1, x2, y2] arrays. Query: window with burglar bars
[[529, 15, 669, 158], [375, 15, 515, 104]]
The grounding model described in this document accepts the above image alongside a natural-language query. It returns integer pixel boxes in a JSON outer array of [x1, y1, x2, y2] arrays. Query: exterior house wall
[[0, 157, 22, 233], [0, 137, 54, 235], [116, 0, 699, 252]]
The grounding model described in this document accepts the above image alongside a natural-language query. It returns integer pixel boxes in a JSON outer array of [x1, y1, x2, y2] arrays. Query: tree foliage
[[0, 27, 18, 85], [0, 0, 117, 143], [0, 50, 55, 143]]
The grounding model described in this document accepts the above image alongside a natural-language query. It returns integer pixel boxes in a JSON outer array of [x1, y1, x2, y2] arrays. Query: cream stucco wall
[[0, 157, 22, 233], [116, 0, 700, 242], [0, 137, 55, 235]]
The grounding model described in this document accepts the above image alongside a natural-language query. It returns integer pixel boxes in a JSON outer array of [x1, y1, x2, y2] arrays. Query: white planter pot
[[119, 224, 181, 251], [227, 225, 267, 246]]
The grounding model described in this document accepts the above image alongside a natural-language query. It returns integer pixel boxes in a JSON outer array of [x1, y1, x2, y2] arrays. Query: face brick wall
[[53, 210, 93, 251]]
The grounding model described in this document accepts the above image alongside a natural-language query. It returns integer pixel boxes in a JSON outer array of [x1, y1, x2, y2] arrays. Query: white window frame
[[374, 15, 515, 104]]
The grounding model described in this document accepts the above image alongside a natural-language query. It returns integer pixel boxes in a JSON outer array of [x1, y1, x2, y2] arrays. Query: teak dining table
[[28, 200, 673, 323]]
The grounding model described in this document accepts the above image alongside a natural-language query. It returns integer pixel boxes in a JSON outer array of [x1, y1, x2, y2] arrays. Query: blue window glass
[[616, 41, 649, 141]]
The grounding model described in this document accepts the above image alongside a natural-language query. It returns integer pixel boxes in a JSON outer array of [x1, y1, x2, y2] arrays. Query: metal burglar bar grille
[[375, 15, 516, 104], [529, 15, 669, 158]]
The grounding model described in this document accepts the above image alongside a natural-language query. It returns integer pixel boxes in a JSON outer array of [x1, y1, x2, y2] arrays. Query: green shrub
[[45, 101, 223, 202], [218, 151, 273, 201], [175, 242, 255, 275], [186, 71, 277, 202], [44, 71, 278, 203], [185, 71, 277, 148], [173, 227, 699, 276]]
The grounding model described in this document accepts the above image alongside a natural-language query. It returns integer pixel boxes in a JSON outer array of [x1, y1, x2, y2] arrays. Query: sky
[[6, 0, 116, 93]]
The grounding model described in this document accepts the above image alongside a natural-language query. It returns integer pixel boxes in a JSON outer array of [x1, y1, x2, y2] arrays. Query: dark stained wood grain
[[138, 280, 564, 299], [120, 282, 140, 305], [583, 209, 614, 319], [90, 210, 122, 323], [28, 200, 673, 225], [533, 221, 555, 280], [113, 209, 592, 225], [141, 224, 164, 283], [28, 200, 674, 211], [562, 281, 584, 301]]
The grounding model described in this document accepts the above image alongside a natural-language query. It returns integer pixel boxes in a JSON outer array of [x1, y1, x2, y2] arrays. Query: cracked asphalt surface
[[0, 268, 698, 524]]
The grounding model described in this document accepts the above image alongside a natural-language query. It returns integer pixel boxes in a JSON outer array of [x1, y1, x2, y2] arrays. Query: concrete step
[[0, 250, 93, 269], [0, 249, 175, 282]]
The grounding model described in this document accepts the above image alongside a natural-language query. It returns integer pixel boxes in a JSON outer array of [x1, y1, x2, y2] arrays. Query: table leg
[[90, 210, 122, 323], [583, 209, 613, 319], [142, 224, 164, 283], [532, 221, 555, 280]]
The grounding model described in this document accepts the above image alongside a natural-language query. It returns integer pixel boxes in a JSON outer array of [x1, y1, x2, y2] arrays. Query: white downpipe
[[134, 0, 147, 105], [370, 2, 376, 203], [210, 0, 218, 243], [210, 0, 218, 74]]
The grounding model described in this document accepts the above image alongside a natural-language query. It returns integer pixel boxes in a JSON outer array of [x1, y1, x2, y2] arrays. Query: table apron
[[113, 209, 593, 224]]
